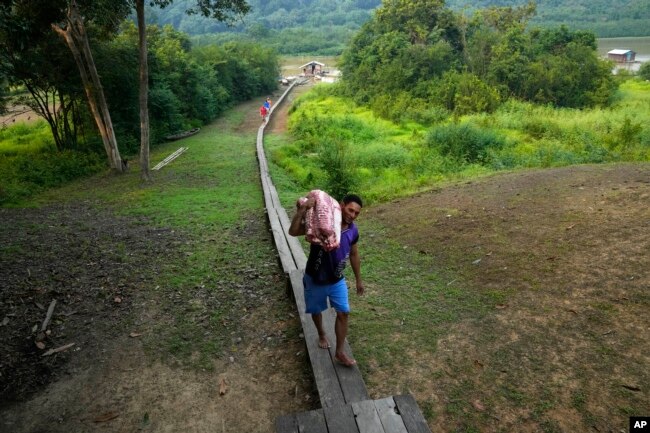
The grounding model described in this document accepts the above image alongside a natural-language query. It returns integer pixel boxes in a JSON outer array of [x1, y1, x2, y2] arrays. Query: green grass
[[346, 219, 500, 381], [272, 80, 650, 205], [0, 121, 109, 205], [0, 120, 55, 156]]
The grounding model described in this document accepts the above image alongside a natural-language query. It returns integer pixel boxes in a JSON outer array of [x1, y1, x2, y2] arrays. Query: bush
[[638, 62, 650, 81], [316, 138, 358, 201], [426, 122, 506, 164], [433, 71, 502, 116], [522, 118, 563, 140], [0, 150, 105, 205]]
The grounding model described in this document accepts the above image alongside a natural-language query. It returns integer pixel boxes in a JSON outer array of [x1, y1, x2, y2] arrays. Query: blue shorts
[[303, 273, 350, 314]]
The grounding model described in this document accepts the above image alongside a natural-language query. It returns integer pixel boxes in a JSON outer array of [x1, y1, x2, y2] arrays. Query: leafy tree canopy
[[339, 0, 617, 118]]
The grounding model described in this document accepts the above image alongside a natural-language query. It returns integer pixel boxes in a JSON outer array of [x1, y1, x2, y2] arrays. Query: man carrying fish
[[288, 192, 365, 367]]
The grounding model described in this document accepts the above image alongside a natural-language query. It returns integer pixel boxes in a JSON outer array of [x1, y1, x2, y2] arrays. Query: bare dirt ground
[[366, 163, 650, 431]]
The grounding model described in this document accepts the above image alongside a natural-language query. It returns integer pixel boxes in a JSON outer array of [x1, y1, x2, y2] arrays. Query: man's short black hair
[[342, 194, 363, 208]]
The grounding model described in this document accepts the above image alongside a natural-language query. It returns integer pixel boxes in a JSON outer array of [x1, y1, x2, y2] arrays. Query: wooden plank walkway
[[256, 82, 431, 433], [275, 395, 430, 433]]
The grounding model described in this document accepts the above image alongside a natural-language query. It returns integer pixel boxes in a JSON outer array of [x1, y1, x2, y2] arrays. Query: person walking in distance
[[259, 104, 268, 122], [288, 194, 365, 367]]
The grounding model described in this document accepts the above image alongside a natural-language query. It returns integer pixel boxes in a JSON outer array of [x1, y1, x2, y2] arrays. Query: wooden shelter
[[300, 60, 325, 75], [608, 49, 636, 63]]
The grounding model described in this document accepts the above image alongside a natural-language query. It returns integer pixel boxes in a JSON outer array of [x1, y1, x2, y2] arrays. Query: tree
[[135, 0, 150, 180], [0, 0, 98, 151], [374, 0, 460, 48], [12, 37, 86, 151], [133, 0, 250, 181], [51, 0, 131, 172], [519, 27, 616, 108], [0, 75, 6, 116]]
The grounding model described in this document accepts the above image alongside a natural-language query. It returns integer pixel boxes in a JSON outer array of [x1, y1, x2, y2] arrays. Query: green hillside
[[147, 0, 649, 53]]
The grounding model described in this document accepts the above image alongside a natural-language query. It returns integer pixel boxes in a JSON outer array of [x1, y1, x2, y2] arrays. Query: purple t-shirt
[[305, 223, 359, 285]]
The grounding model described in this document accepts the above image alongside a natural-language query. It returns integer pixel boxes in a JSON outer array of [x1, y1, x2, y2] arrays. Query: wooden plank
[[330, 345, 369, 404], [276, 205, 308, 270], [289, 270, 345, 408], [374, 397, 407, 433], [266, 167, 283, 207], [258, 159, 296, 273], [296, 409, 328, 433], [268, 208, 296, 273], [289, 269, 308, 314], [351, 400, 385, 433], [323, 404, 359, 433], [392, 395, 431, 433], [153, 147, 187, 170], [262, 174, 295, 272], [257, 131, 270, 174], [268, 80, 297, 117], [264, 175, 304, 271], [287, 235, 308, 270], [259, 174, 273, 213], [257, 136, 300, 272], [276, 414, 299, 433], [256, 85, 307, 272], [322, 310, 369, 404]]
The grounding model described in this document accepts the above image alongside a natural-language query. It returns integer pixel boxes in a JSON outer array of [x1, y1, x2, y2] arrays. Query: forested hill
[[458, 0, 649, 36], [148, 0, 649, 43], [146, 0, 381, 34]]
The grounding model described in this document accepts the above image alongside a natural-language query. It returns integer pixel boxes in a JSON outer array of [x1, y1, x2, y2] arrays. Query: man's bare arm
[[288, 197, 314, 236], [349, 243, 364, 295]]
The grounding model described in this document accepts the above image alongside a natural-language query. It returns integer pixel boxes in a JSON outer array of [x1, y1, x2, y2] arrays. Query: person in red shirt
[[260, 105, 268, 122]]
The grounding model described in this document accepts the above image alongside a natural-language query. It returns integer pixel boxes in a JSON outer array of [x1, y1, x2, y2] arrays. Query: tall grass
[[0, 121, 105, 205], [0, 121, 55, 156], [273, 80, 650, 203]]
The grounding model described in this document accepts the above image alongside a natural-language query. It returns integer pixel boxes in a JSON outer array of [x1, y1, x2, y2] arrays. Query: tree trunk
[[52, 1, 123, 172], [136, 0, 151, 181]]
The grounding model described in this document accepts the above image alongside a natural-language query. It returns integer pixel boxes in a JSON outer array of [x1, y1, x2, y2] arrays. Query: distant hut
[[608, 49, 636, 63], [300, 60, 325, 76]]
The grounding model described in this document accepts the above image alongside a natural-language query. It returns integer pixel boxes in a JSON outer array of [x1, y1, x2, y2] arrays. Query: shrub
[[316, 138, 358, 201], [429, 71, 502, 116], [639, 62, 650, 81], [426, 122, 506, 164], [354, 142, 410, 169], [0, 150, 105, 205], [522, 118, 563, 140]]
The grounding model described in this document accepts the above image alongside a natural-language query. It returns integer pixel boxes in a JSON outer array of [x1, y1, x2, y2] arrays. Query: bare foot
[[334, 352, 357, 367], [318, 335, 330, 349]]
